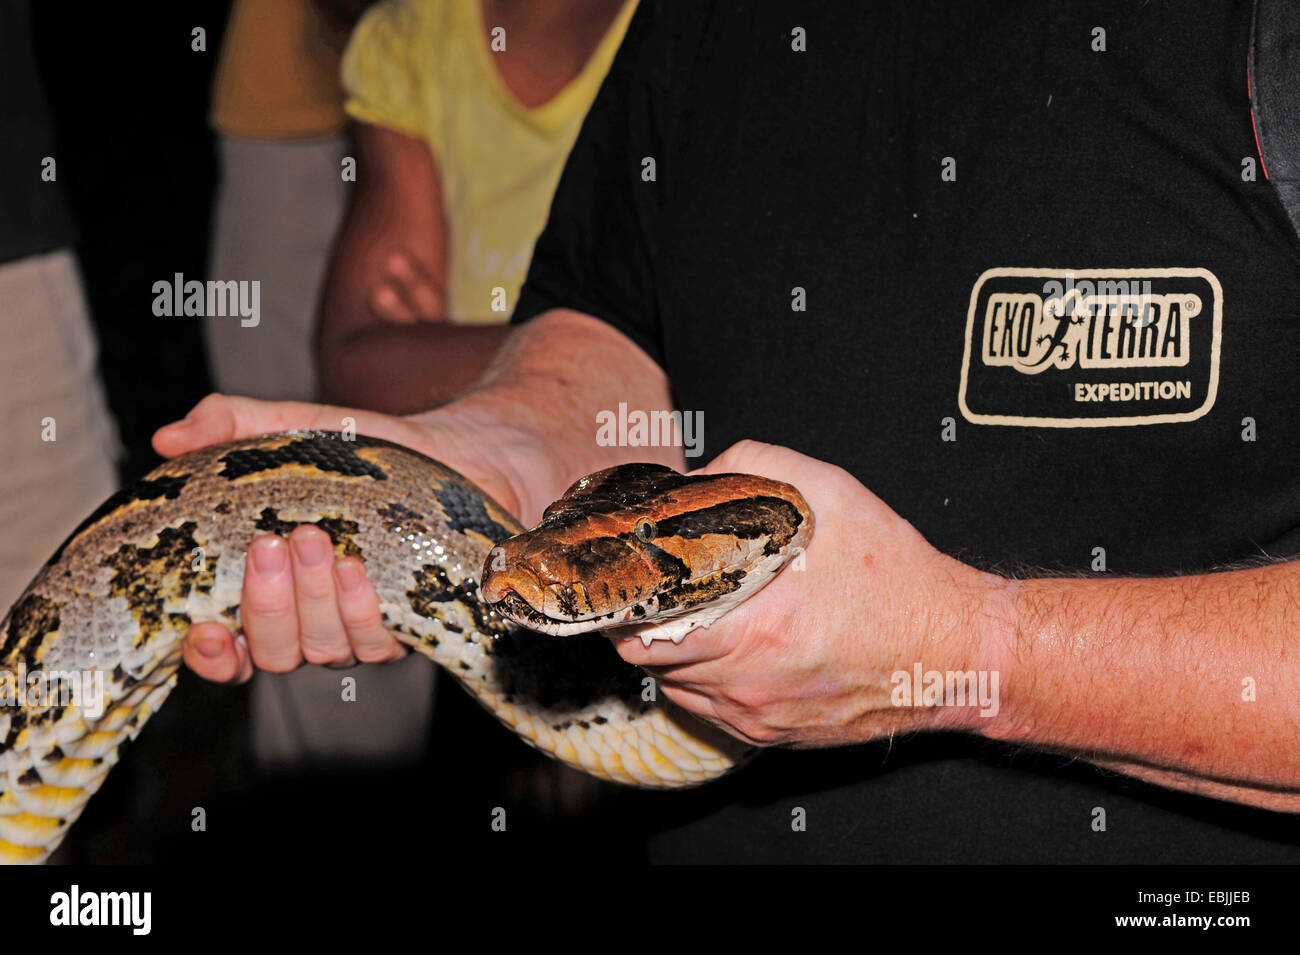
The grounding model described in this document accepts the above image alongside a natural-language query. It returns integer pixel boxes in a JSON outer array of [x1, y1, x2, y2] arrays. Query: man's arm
[[315, 121, 512, 414], [606, 440, 1300, 813], [457, 306, 687, 522], [988, 564, 1300, 810]]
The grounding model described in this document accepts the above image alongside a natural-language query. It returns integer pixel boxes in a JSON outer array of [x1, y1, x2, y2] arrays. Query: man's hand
[[613, 439, 1013, 748]]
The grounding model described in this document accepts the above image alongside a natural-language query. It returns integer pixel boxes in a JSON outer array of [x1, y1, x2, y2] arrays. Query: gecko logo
[[958, 268, 1222, 427]]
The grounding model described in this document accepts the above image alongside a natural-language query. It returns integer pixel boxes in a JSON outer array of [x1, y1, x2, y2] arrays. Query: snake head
[[480, 463, 813, 639]]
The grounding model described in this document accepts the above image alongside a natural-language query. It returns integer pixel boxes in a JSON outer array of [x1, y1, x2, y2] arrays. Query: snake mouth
[[489, 589, 648, 636], [493, 591, 562, 628]]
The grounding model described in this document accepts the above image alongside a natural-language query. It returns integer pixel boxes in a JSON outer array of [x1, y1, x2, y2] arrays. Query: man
[[160, 0, 1300, 862]]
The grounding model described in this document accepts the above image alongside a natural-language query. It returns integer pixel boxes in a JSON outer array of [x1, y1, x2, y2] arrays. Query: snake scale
[[0, 430, 813, 863]]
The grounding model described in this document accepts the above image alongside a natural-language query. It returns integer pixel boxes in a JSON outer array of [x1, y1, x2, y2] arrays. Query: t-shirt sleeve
[[340, 0, 432, 141], [510, 0, 672, 369]]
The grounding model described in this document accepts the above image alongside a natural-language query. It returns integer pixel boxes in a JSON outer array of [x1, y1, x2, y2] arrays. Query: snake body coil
[[0, 431, 812, 863]]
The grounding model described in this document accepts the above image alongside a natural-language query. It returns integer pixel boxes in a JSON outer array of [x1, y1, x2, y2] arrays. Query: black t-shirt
[[0, 0, 76, 265], [512, 0, 1300, 862]]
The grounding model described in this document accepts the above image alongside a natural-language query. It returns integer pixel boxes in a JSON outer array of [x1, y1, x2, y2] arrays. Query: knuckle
[[300, 642, 348, 666], [249, 648, 300, 673], [193, 393, 225, 414], [337, 592, 380, 627], [354, 638, 399, 664], [294, 575, 336, 604], [724, 438, 772, 469], [243, 589, 296, 620]]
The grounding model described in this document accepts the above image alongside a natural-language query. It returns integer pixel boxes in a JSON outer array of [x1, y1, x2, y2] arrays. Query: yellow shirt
[[341, 0, 638, 323], [210, 0, 347, 139]]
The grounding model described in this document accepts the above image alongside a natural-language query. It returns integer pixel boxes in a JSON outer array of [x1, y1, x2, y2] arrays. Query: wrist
[[968, 568, 1024, 741], [896, 557, 1018, 737], [411, 392, 571, 526], [918, 558, 1021, 737]]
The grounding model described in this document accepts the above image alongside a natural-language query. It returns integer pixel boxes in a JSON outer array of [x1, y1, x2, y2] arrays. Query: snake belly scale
[[0, 430, 812, 863]]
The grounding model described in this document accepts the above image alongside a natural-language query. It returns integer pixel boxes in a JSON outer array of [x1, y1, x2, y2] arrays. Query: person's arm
[[987, 566, 1300, 810], [155, 309, 683, 682], [315, 121, 512, 413], [608, 440, 1300, 812]]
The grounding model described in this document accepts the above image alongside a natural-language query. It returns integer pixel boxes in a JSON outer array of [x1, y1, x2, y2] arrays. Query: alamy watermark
[[890, 662, 1000, 717], [1, 663, 106, 719], [152, 273, 260, 327], [595, 402, 704, 458]]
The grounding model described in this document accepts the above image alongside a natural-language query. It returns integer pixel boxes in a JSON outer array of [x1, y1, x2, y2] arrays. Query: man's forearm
[[982, 561, 1300, 806], [419, 309, 685, 525]]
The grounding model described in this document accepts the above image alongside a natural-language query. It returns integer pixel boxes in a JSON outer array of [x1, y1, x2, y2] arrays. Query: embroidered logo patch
[[958, 268, 1222, 427]]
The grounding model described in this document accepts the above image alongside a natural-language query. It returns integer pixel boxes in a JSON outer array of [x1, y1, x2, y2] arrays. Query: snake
[[0, 430, 813, 863]]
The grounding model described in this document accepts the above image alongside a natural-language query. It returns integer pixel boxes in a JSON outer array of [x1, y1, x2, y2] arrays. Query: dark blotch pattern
[[407, 564, 505, 641], [432, 482, 512, 542], [543, 464, 683, 522], [219, 433, 388, 481], [0, 592, 62, 674], [656, 569, 747, 613], [653, 496, 803, 556], [254, 508, 363, 559], [0, 593, 64, 750], [104, 522, 213, 651], [377, 502, 427, 534]]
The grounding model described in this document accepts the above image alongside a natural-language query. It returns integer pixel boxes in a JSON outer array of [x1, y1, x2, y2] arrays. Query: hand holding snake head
[[481, 462, 814, 647], [603, 440, 1008, 751]]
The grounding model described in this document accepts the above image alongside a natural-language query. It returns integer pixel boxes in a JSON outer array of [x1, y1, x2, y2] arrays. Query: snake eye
[[634, 518, 658, 542]]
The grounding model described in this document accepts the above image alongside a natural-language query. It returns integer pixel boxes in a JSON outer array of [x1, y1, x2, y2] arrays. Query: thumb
[[686, 438, 784, 479], [151, 393, 413, 458]]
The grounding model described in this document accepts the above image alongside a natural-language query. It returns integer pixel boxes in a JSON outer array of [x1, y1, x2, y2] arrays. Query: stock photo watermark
[[890, 663, 1000, 718], [0, 663, 106, 719], [595, 402, 704, 458], [151, 273, 260, 327]]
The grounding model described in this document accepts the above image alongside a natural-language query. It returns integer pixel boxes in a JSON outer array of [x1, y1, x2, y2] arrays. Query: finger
[[368, 280, 420, 323], [611, 621, 732, 667], [241, 535, 304, 673], [334, 558, 407, 663], [287, 526, 355, 667], [183, 621, 254, 684], [152, 393, 426, 459], [384, 252, 443, 318], [152, 393, 240, 456]]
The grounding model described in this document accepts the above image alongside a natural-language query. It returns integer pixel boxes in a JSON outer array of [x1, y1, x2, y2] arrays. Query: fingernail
[[336, 560, 364, 593], [249, 537, 289, 576], [193, 634, 225, 658], [291, 529, 332, 568]]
